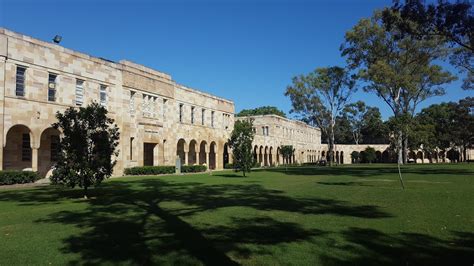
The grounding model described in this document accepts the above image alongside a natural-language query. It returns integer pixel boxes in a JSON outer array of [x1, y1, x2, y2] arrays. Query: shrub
[[124, 166, 175, 175], [181, 165, 207, 173], [224, 163, 233, 169], [0, 171, 40, 185]]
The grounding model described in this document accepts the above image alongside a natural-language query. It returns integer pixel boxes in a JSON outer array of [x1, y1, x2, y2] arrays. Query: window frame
[[75, 79, 84, 106], [16, 66, 26, 97], [99, 85, 107, 107]]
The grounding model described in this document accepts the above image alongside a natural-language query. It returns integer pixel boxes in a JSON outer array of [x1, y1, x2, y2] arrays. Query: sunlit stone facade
[[0, 28, 234, 176], [0, 28, 468, 177]]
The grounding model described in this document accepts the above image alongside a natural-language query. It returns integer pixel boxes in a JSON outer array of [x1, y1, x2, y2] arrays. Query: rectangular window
[[16, 66, 26, 96], [129, 91, 135, 114], [142, 94, 148, 117], [191, 106, 195, 124], [163, 99, 167, 120], [100, 85, 107, 106], [48, 73, 57, 102], [130, 137, 134, 160], [179, 104, 183, 123], [75, 79, 84, 106], [211, 111, 215, 127], [201, 109, 205, 126], [50, 135, 60, 162], [22, 133, 31, 161]]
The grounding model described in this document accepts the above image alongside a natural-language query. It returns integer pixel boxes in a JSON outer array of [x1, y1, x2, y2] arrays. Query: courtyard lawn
[[0, 164, 473, 265]]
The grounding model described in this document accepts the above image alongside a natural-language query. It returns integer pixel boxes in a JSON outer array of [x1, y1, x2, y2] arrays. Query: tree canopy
[[384, 0, 473, 90], [342, 8, 456, 164], [51, 103, 120, 198], [286, 66, 357, 166], [228, 119, 255, 176], [236, 106, 286, 118]]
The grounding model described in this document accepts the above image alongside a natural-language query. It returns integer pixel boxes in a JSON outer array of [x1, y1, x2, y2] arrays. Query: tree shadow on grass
[[0, 177, 394, 265], [321, 227, 474, 265], [316, 181, 373, 187], [213, 173, 245, 178], [265, 166, 474, 178]]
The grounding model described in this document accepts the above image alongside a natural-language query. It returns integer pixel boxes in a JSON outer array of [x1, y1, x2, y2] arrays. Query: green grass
[[1, 164, 473, 265]]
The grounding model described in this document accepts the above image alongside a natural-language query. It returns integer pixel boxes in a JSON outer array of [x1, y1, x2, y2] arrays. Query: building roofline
[[236, 114, 320, 131], [176, 84, 234, 105], [0, 27, 234, 104]]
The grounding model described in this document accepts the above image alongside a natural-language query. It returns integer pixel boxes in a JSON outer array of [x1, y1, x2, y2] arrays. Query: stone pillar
[[206, 152, 210, 170], [153, 144, 159, 166], [0, 145, 3, 171], [228, 150, 233, 164], [32, 147, 39, 172]]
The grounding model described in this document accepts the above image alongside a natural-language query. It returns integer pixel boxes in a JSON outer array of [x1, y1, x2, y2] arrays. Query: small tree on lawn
[[51, 103, 120, 198], [228, 119, 255, 177], [361, 147, 376, 164], [351, 151, 360, 164]]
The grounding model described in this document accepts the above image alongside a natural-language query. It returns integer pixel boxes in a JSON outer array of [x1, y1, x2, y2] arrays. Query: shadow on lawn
[[0, 178, 472, 265], [264, 165, 474, 177], [321, 228, 474, 266]]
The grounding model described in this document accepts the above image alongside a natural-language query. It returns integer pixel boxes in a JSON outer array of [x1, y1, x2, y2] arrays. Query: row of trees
[[236, 106, 287, 118], [286, 0, 473, 166]]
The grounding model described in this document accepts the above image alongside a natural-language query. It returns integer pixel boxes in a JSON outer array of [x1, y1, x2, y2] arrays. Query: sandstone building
[[0, 28, 468, 178], [0, 28, 234, 176]]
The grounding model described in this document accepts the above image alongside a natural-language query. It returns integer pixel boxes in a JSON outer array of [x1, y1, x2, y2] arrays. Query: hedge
[[124, 165, 207, 175], [0, 170, 40, 185], [181, 165, 207, 173], [224, 163, 233, 169], [124, 166, 175, 175]]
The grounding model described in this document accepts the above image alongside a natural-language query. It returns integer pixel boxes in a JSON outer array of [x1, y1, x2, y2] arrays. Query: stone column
[[228, 150, 233, 164], [153, 144, 159, 166], [206, 152, 210, 170], [0, 145, 3, 171], [32, 147, 39, 172]]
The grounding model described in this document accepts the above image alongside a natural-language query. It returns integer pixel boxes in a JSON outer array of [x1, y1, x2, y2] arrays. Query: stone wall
[[0, 28, 234, 176]]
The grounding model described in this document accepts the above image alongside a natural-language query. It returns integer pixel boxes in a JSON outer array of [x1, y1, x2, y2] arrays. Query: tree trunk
[[84, 185, 88, 199], [397, 131, 403, 165], [403, 137, 408, 164], [329, 124, 335, 166]]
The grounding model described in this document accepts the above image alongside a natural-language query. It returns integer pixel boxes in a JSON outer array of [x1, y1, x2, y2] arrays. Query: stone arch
[[447, 149, 460, 163], [38, 127, 61, 177], [276, 147, 280, 165], [177, 138, 186, 165], [264, 146, 269, 166], [259, 146, 263, 166], [209, 141, 217, 169], [269, 147, 273, 166], [375, 151, 382, 163], [340, 151, 344, 164], [290, 149, 296, 164], [416, 151, 423, 164], [253, 145, 258, 164], [188, 139, 198, 165], [382, 150, 390, 163], [432, 151, 439, 163], [223, 143, 229, 167], [321, 151, 326, 161], [438, 150, 446, 162], [199, 141, 207, 165], [3, 125, 34, 171], [408, 151, 416, 162]]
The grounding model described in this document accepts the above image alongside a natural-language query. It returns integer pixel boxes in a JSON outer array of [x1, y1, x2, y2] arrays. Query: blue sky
[[1, 0, 471, 119]]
